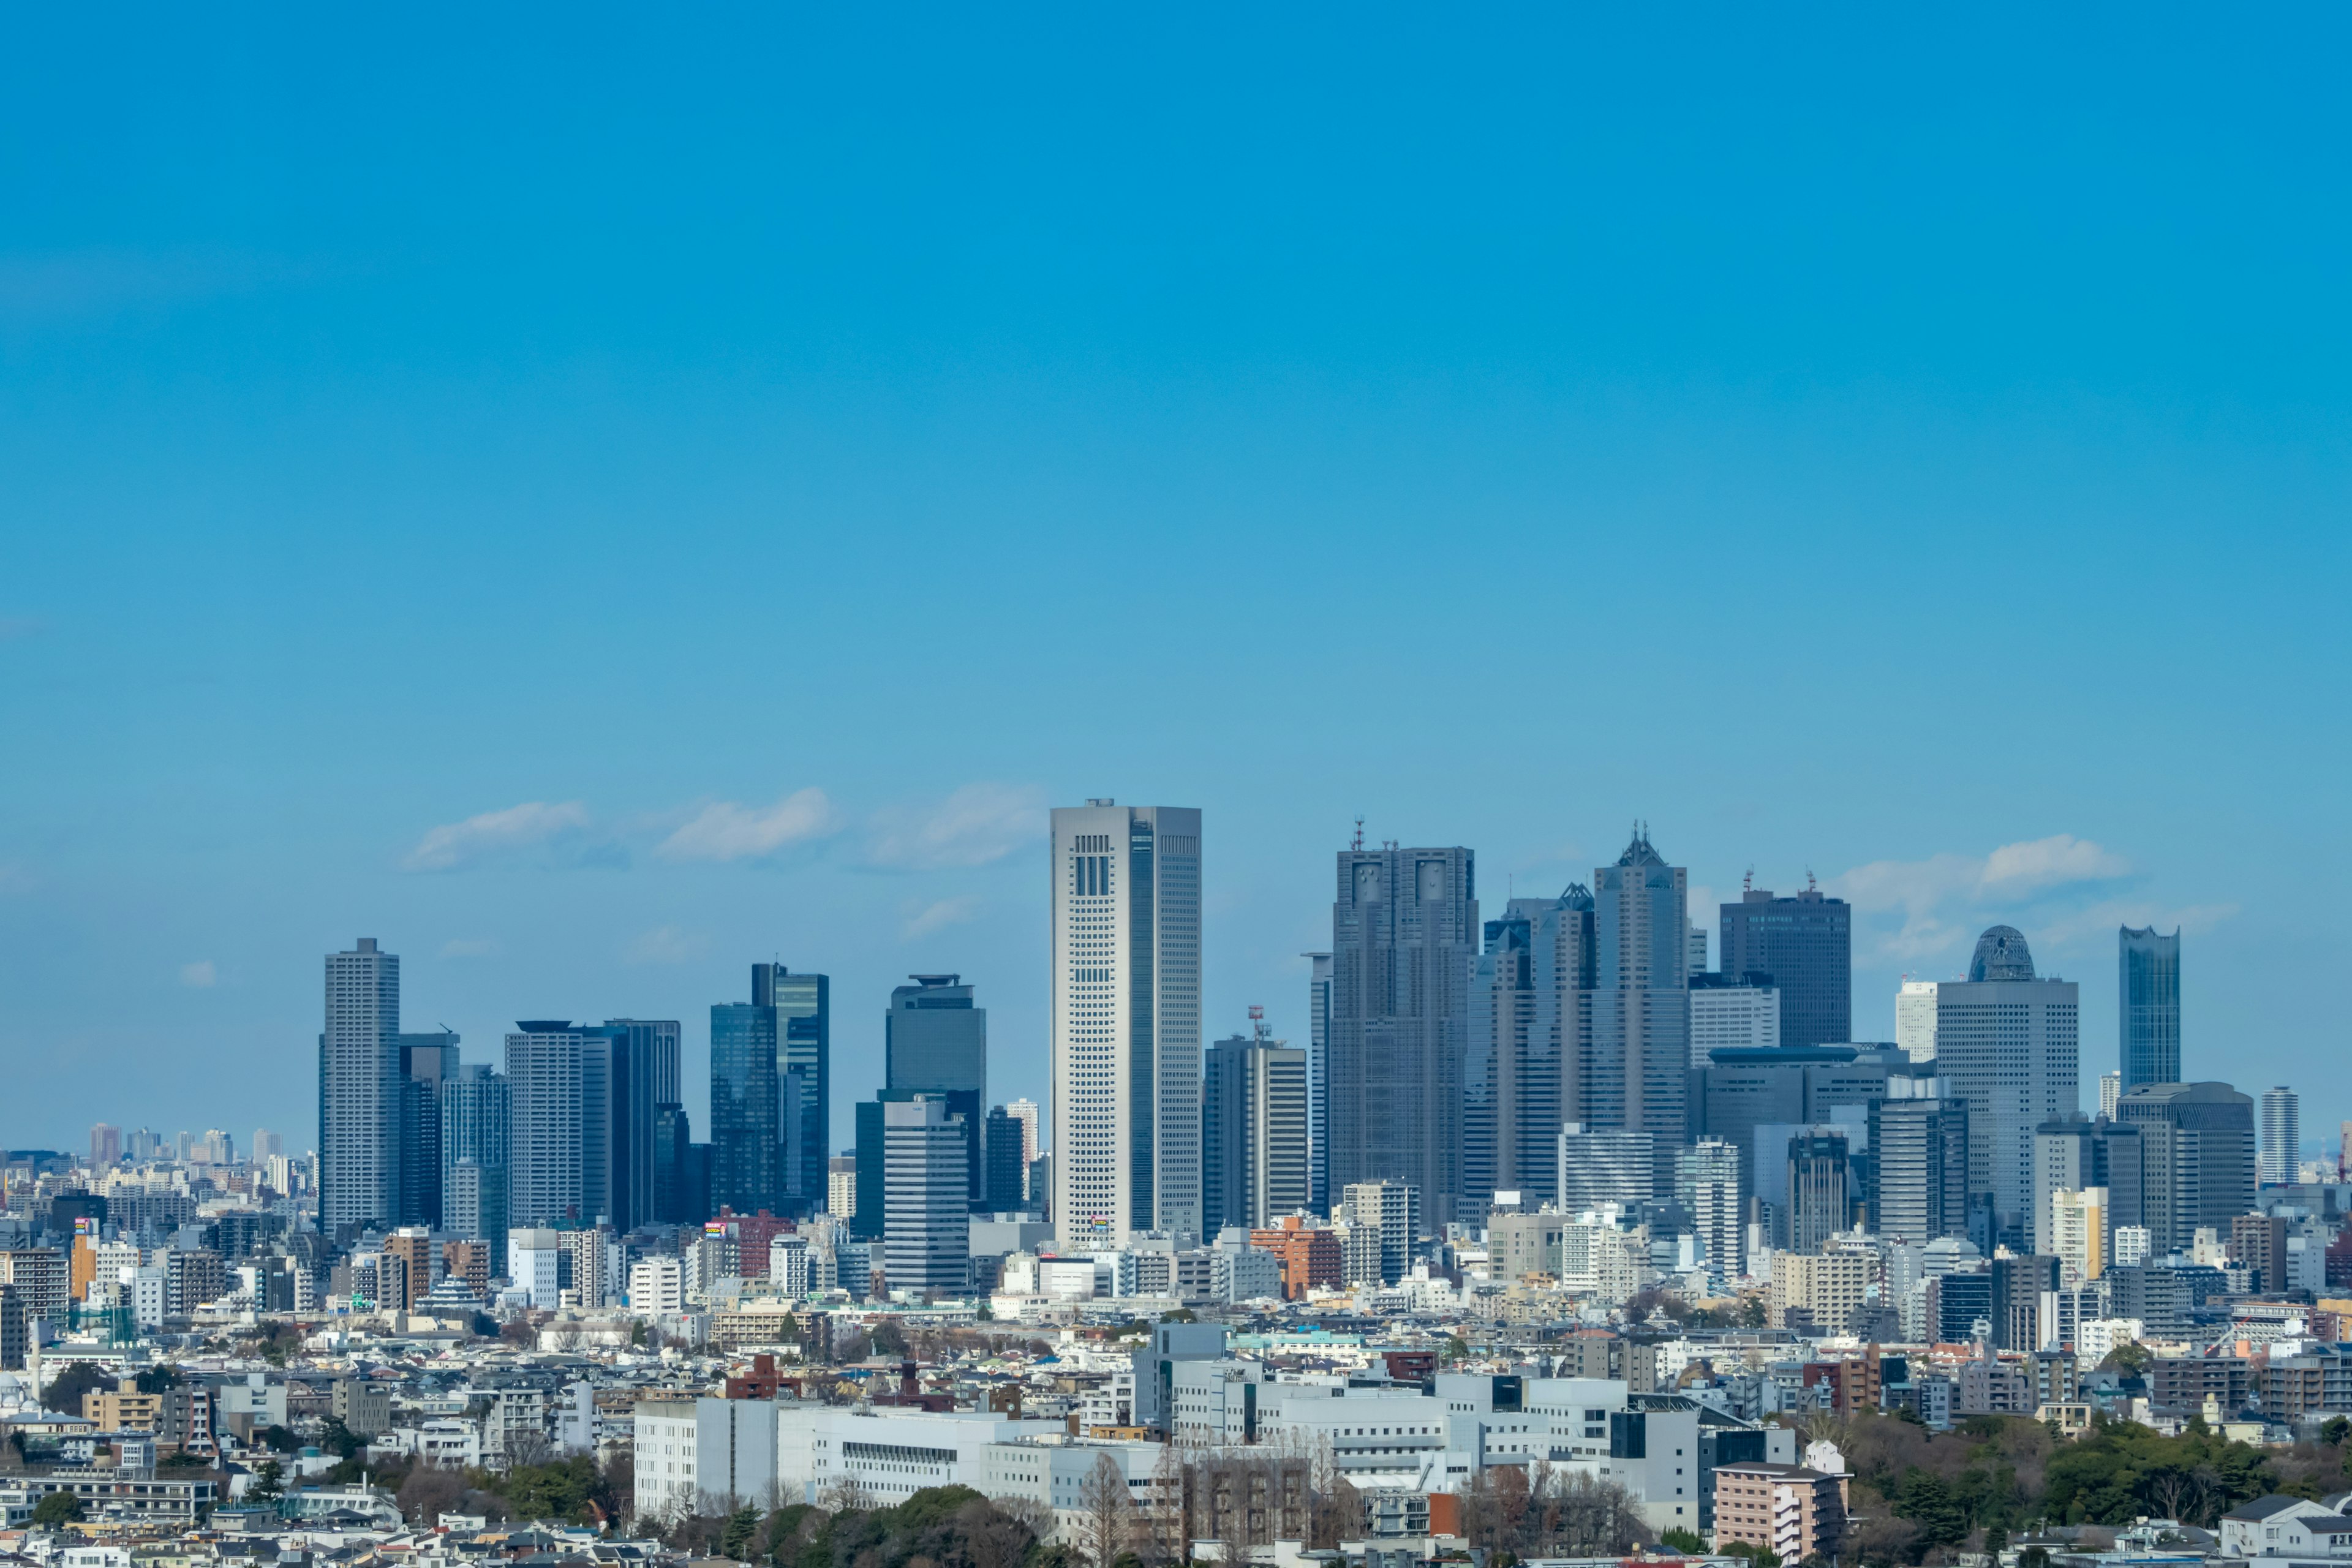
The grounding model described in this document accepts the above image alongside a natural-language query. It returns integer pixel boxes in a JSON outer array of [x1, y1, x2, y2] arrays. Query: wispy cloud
[[179, 960, 216, 989], [439, 938, 500, 960], [869, 783, 1046, 870], [403, 801, 592, 873], [658, 788, 839, 863], [627, 924, 707, 965], [1831, 834, 2136, 963], [902, 895, 982, 939]]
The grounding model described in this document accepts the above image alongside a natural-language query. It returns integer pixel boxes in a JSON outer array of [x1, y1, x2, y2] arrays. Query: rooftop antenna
[[1351, 816, 1364, 851], [1743, 866, 1754, 893], [1806, 868, 1817, 892], [1248, 1005, 1268, 1044]]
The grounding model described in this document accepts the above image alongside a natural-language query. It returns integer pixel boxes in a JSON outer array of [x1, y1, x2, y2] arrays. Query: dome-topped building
[[1969, 924, 2036, 982]]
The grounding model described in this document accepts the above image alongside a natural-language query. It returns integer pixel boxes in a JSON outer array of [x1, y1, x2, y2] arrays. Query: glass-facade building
[[709, 997, 779, 1216], [1719, 884, 1851, 1049], [2119, 925, 2180, 1090], [756, 964, 830, 1217]]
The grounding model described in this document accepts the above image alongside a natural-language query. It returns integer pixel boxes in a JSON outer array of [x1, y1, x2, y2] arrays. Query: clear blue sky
[[2, 9, 2346, 1156]]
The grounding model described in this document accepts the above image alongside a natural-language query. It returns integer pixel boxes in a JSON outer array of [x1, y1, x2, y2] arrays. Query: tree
[[2326, 1417, 2351, 1447], [397, 1463, 467, 1524], [40, 1362, 110, 1415], [1660, 1528, 1707, 1554], [134, 1363, 183, 1395], [1077, 1453, 1135, 1568], [720, 1504, 762, 1561], [1894, 1466, 1968, 1550], [871, 1320, 911, 1358], [247, 1460, 285, 1504], [318, 1416, 366, 1460], [32, 1491, 85, 1528]]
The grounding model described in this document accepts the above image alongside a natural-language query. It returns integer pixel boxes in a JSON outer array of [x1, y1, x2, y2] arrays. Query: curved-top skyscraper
[[2119, 925, 2181, 1090]]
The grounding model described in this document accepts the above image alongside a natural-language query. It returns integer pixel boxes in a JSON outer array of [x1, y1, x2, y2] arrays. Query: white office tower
[[1895, 980, 1938, 1064], [885, 1095, 971, 1294], [1558, 1125, 1656, 1215], [1050, 801, 1203, 1250], [2261, 1087, 2301, 1187], [1688, 978, 1780, 1065], [1004, 1098, 1042, 1164], [1679, 1139, 1744, 1286], [2099, 1071, 2122, 1120], [1935, 927, 2078, 1246]]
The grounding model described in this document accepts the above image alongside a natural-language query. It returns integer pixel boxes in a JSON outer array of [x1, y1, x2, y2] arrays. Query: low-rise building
[[1713, 1461, 1846, 1563]]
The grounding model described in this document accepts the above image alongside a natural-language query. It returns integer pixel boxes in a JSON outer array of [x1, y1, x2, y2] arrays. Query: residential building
[[1719, 881, 1851, 1049], [1342, 1180, 1418, 1286], [1895, 979, 1937, 1063], [2049, 1189, 2107, 1281], [826, 1154, 858, 1219], [1713, 1463, 1846, 1564], [1678, 1139, 1743, 1284], [504, 1022, 590, 1227], [1201, 1019, 1309, 1232], [321, 937, 402, 1230], [1328, 840, 1476, 1225], [2119, 925, 2181, 1091], [1559, 1125, 1655, 1215], [1249, 1216, 1343, 1298], [2262, 1087, 2300, 1188], [2100, 1071, 2122, 1119], [885, 1095, 970, 1294], [1768, 1251, 1869, 1334], [1589, 829, 1689, 1188], [1689, 973, 1781, 1065], [1935, 926, 2080, 1246], [1052, 801, 1203, 1248], [0, 1250, 68, 1325], [440, 1062, 508, 1242], [443, 1159, 503, 1273], [887, 974, 985, 1208]]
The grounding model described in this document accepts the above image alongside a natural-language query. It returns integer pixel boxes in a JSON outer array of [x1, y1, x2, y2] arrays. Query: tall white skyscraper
[[2098, 1070, 2122, 1119], [2261, 1087, 2300, 1187], [1052, 801, 1202, 1249], [1003, 1098, 1041, 1164], [322, 938, 402, 1230], [1895, 979, 1938, 1063], [1689, 976, 1779, 1065], [1935, 926, 2078, 1246]]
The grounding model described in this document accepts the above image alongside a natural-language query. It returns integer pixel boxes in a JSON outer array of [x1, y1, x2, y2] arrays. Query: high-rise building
[[1004, 1099, 1041, 1165], [827, 1154, 859, 1219], [1051, 801, 1203, 1249], [322, 938, 402, 1231], [1689, 1043, 1910, 1173], [88, 1125, 120, 1169], [443, 1159, 503, 1272], [1303, 953, 1333, 1213], [1201, 1018, 1309, 1232], [396, 1030, 459, 1229], [1689, 973, 1781, 1065], [600, 1019, 680, 1234], [1687, 924, 1709, 977], [1557, 1125, 1655, 1215], [755, 965, 831, 1216], [1784, 1132, 1852, 1253], [887, 974, 986, 1211], [1869, 1077, 1970, 1245], [1466, 901, 1549, 1210], [982, 1109, 1028, 1213], [440, 1062, 508, 1236], [1591, 829, 1690, 1188], [1340, 1180, 1418, 1287], [2119, 926, 2181, 1090], [1895, 981, 1938, 1064], [1678, 1139, 1743, 1285], [505, 1023, 590, 1228], [710, 979, 781, 1218], [1721, 881, 1852, 1049], [1934, 926, 2079, 1246], [2049, 1188, 2106, 1281], [2261, 1087, 2300, 1188], [2114, 1081, 2256, 1254], [2099, 1071, 2122, 1120], [1327, 840, 1476, 1226], [883, 1096, 969, 1294]]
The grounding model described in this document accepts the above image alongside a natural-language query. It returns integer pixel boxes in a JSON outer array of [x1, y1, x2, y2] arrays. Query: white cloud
[[439, 938, 500, 960], [627, 925, 707, 965], [658, 788, 839, 863], [902, 895, 982, 939], [403, 801, 592, 872], [1979, 834, 2131, 892], [179, 960, 216, 988], [869, 783, 1046, 870], [1831, 834, 2136, 963]]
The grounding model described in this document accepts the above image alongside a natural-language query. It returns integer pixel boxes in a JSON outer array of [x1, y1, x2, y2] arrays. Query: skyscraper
[[1327, 841, 1476, 1225], [982, 1108, 1027, 1213], [883, 1095, 970, 1294], [1302, 952, 1333, 1214], [396, 1030, 459, 1229], [1557, 1125, 1655, 1215], [1895, 980, 1938, 1063], [2119, 926, 2181, 1090], [601, 1019, 679, 1234], [2099, 1071, 2122, 1120], [1784, 1131, 1852, 1253], [1689, 973, 1780, 1065], [1934, 925, 2079, 1247], [2261, 1087, 2300, 1187], [322, 938, 402, 1231], [1005, 1099, 1041, 1166], [1201, 1016, 1308, 1232], [505, 1022, 590, 1228], [1869, 1078, 1970, 1245], [755, 965, 831, 1216], [440, 1062, 508, 1227], [1051, 801, 1203, 1248], [1590, 828, 1689, 1185], [1466, 900, 1550, 1209], [1678, 1139, 1743, 1285], [710, 977, 780, 1218], [887, 974, 986, 1210], [2114, 1081, 2255, 1253], [1720, 880, 1852, 1049]]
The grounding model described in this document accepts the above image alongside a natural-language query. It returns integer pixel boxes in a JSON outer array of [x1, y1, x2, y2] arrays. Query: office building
[[599, 1019, 680, 1233], [1466, 900, 1551, 1209], [1689, 973, 1780, 1065], [1588, 829, 1689, 1186], [2119, 926, 2181, 1090], [1327, 840, 1476, 1226], [321, 938, 402, 1230], [1785, 1132, 1852, 1252], [1341, 1180, 1418, 1287], [88, 1125, 121, 1168], [888, 974, 986, 1207], [710, 981, 781, 1218], [982, 1109, 1028, 1213], [827, 1154, 858, 1219], [655, 1106, 698, 1224], [1687, 922, 1709, 976], [1303, 952, 1333, 1213], [1678, 1139, 1743, 1284], [1934, 927, 2079, 1246], [443, 1159, 503, 1272], [396, 1030, 459, 1228], [1690, 1042, 1909, 1170], [1201, 1019, 1309, 1232], [1895, 980, 1938, 1063], [2099, 1071, 2121, 1119], [1004, 1098, 1041, 1166], [884, 1096, 970, 1294], [1051, 801, 1203, 1248], [1558, 1125, 1656, 1214], [2114, 1082, 2256, 1254], [1721, 881, 1851, 1049], [440, 1063, 508, 1231], [2262, 1087, 2300, 1188], [1869, 1077, 1970, 1245], [757, 965, 831, 1215], [505, 1023, 589, 1228]]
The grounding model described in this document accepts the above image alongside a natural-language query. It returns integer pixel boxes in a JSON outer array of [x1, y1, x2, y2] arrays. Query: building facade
[[1934, 927, 2079, 1246], [884, 1095, 970, 1294], [2119, 925, 2181, 1090], [1201, 1024, 1309, 1233], [2261, 1086, 2300, 1188], [1719, 883, 1852, 1049], [321, 938, 402, 1230], [1590, 830, 1689, 1188]]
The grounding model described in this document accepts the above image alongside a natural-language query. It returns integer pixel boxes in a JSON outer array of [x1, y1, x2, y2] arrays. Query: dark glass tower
[[2119, 925, 2180, 1090], [709, 993, 779, 1217], [886, 974, 986, 1208], [1719, 881, 1852, 1048], [755, 964, 830, 1217]]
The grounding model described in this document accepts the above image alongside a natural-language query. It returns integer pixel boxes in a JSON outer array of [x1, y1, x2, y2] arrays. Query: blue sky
[[2, 9, 2346, 1156]]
